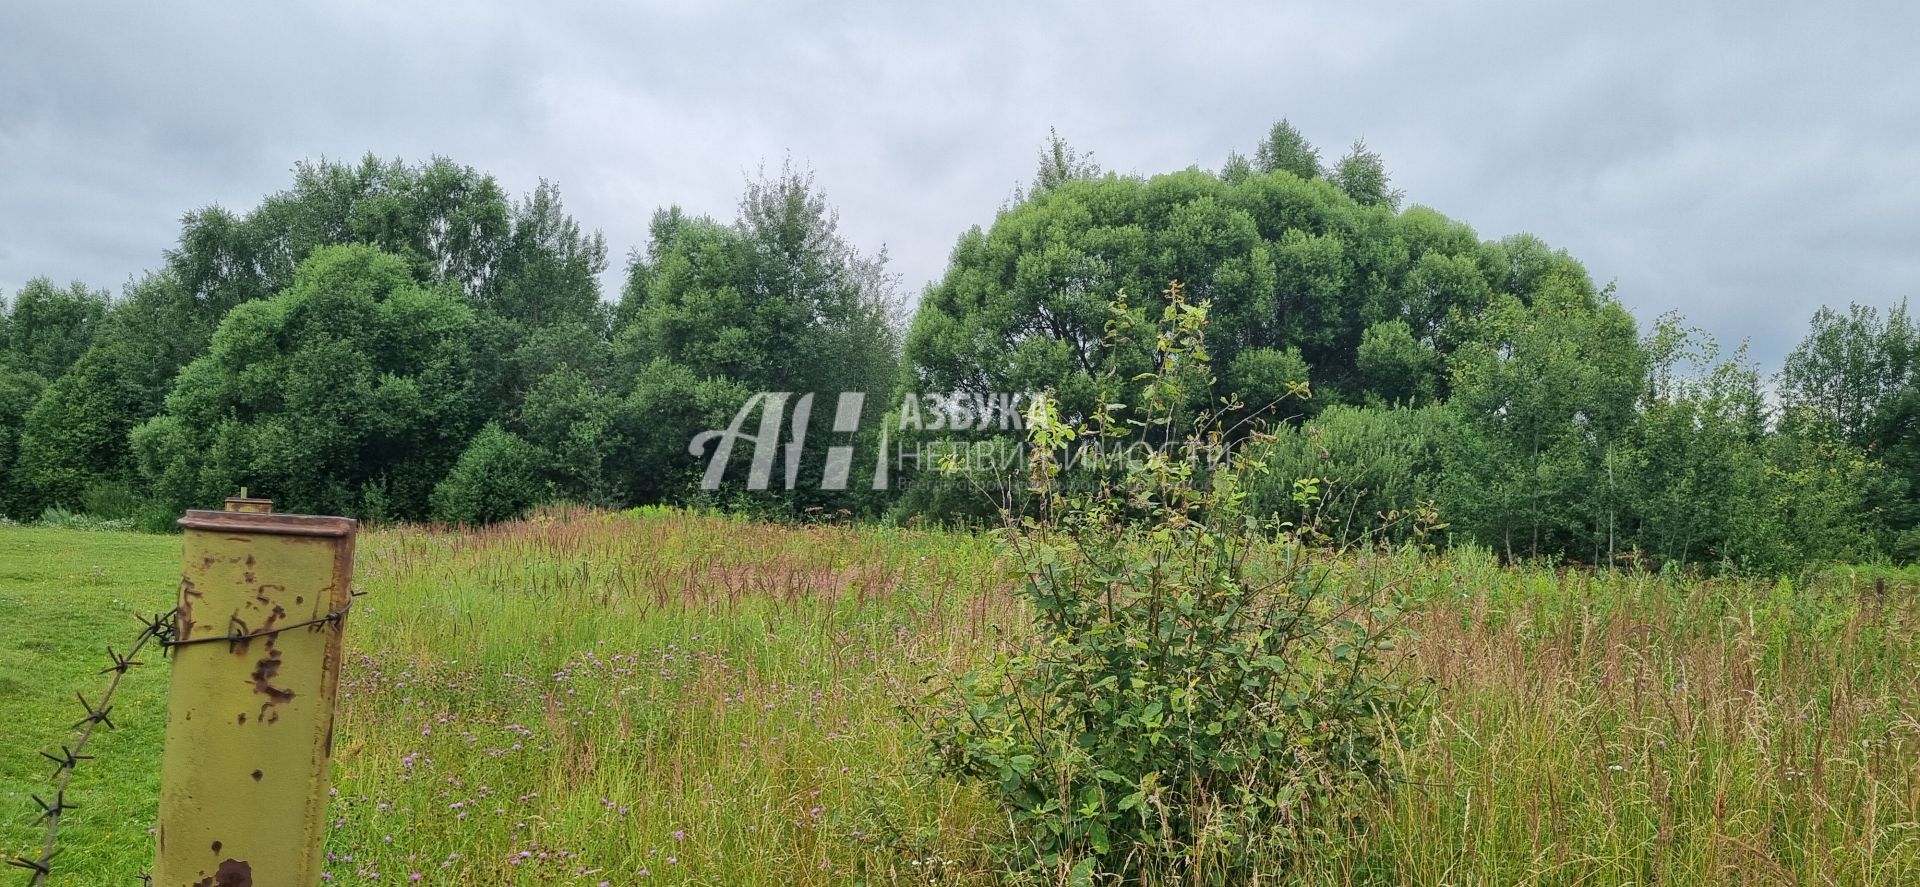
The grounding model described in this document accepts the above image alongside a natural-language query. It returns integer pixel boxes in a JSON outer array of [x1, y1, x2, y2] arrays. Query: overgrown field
[[3, 510, 1918, 885]]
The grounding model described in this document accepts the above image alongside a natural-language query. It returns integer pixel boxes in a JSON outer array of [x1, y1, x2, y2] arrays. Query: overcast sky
[[3, 0, 1914, 368]]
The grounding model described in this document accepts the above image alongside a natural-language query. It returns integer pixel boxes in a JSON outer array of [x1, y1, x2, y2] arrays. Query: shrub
[[430, 423, 549, 525], [1250, 404, 1455, 547], [36, 505, 134, 532], [133, 501, 180, 534], [82, 479, 178, 533], [923, 286, 1410, 884], [80, 480, 144, 520], [1893, 527, 1920, 565]]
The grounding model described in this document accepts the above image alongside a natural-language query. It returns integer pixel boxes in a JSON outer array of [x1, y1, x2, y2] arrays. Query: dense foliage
[[925, 293, 1407, 883], [897, 122, 1916, 572], [132, 245, 484, 519], [612, 163, 901, 514], [0, 124, 1913, 571]]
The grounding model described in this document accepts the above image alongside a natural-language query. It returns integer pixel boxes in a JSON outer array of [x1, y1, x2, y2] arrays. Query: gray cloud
[[3, 0, 1914, 367]]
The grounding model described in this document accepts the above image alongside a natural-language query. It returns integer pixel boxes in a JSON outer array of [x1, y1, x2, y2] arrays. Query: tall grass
[[3, 509, 1917, 884], [323, 507, 1015, 885], [1299, 550, 1920, 885]]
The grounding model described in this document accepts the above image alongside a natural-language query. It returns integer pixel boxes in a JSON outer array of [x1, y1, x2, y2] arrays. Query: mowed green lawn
[[0, 525, 177, 881], [4, 510, 1920, 885]]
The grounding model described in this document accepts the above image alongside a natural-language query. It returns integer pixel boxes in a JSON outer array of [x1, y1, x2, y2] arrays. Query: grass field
[[4, 509, 1919, 885]]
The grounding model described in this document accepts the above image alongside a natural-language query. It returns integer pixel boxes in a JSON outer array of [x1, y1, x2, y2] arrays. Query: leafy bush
[[1896, 528, 1920, 565], [36, 506, 134, 532], [1250, 404, 1454, 547], [82, 479, 179, 533], [923, 287, 1409, 884], [80, 480, 144, 520], [133, 501, 180, 534], [430, 423, 549, 525]]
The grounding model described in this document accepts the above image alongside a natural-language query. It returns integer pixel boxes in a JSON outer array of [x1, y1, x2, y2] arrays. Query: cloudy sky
[[3, 0, 1914, 368]]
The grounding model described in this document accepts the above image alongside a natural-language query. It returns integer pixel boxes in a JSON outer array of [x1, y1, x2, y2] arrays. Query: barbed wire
[[8, 611, 173, 885], [9, 593, 358, 884], [158, 602, 352, 652]]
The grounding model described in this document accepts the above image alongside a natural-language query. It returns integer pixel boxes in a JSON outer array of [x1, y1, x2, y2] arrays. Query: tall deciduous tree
[[1025, 128, 1102, 199], [132, 245, 482, 520], [1777, 301, 1920, 558], [1779, 301, 1916, 447], [8, 155, 604, 514], [612, 162, 899, 510], [8, 273, 199, 515], [0, 279, 109, 512], [0, 364, 43, 514], [1442, 279, 1645, 561], [1631, 317, 1770, 568], [906, 123, 1546, 427], [2, 278, 109, 380]]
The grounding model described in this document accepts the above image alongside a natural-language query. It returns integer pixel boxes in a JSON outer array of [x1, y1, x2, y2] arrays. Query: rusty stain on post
[[153, 497, 357, 887]]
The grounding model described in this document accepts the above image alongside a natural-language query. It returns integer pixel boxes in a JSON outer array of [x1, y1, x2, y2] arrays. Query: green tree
[[900, 123, 1592, 521], [1218, 149, 1254, 185], [0, 365, 44, 514], [1630, 316, 1771, 568], [1870, 385, 1920, 560], [1442, 280, 1645, 561], [1228, 346, 1312, 419], [1401, 248, 1492, 353], [602, 357, 751, 506], [1330, 139, 1402, 210], [907, 170, 1271, 425], [1355, 319, 1440, 405], [131, 245, 482, 519], [1025, 128, 1102, 198], [908, 123, 1534, 432], [1251, 403, 1455, 545], [1737, 426, 1903, 571], [621, 165, 896, 396], [2, 278, 109, 379], [1777, 301, 1919, 559], [473, 181, 612, 410], [1252, 118, 1321, 180], [1779, 301, 1916, 448], [615, 163, 899, 511], [8, 274, 199, 515], [514, 365, 616, 502], [0, 279, 114, 512], [9, 156, 602, 514]]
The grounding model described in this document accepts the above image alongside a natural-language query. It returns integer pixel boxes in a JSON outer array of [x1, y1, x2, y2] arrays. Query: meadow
[[3, 508, 1919, 885]]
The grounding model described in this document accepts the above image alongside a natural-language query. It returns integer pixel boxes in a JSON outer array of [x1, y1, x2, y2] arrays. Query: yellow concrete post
[[152, 497, 358, 887]]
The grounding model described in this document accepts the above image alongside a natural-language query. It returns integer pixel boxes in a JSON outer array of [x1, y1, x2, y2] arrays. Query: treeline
[[0, 123, 1914, 573]]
